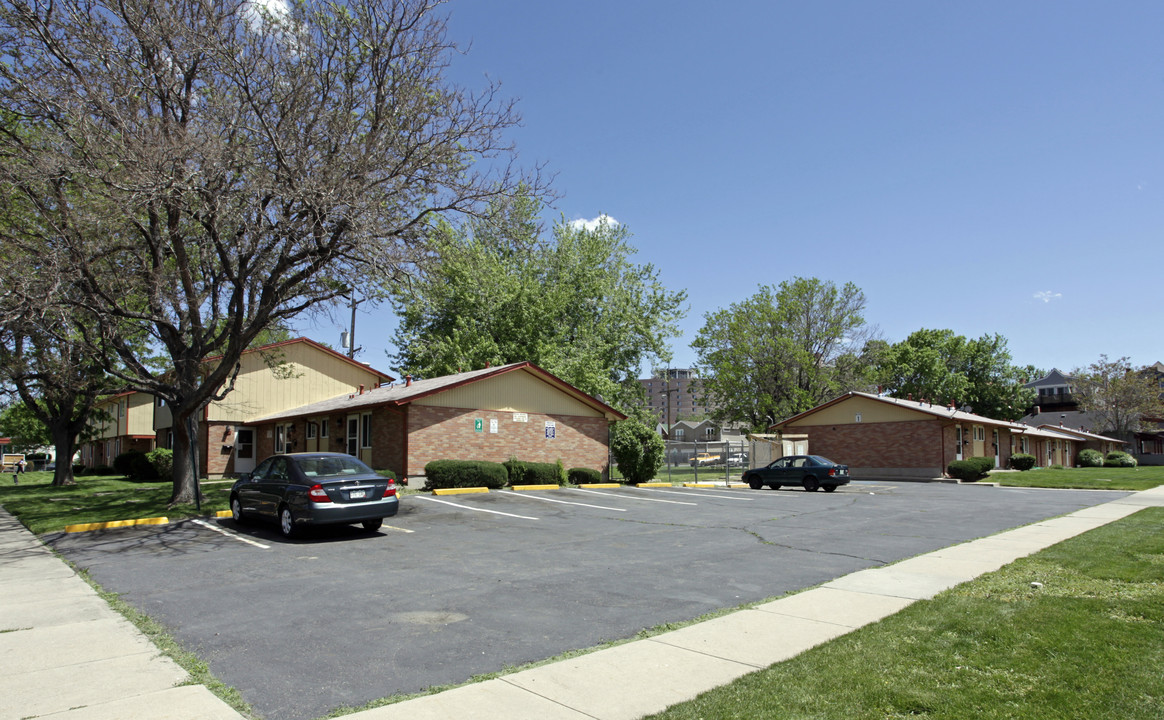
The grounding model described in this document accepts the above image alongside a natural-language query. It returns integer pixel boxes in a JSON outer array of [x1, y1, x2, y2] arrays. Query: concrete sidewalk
[[0, 506, 245, 720], [2, 487, 1162, 720]]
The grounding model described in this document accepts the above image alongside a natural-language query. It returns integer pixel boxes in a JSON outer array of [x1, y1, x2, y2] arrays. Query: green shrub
[[568, 467, 602, 484], [375, 468, 397, 481], [86, 465, 114, 476], [556, 458, 567, 485], [1077, 449, 1104, 467], [113, 451, 159, 481], [969, 456, 995, 475], [948, 459, 987, 481], [503, 456, 525, 486], [611, 419, 665, 484], [1010, 453, 1037, 471], [146, 448, 174, 480], [424, 460, 507, 490], [520, 462, 560, 484], [1104, 451, 1137, 468]]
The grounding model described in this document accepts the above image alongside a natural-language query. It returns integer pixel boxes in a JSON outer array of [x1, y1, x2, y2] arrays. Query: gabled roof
[[770, 391, 1026, 431], [253, 362, 627, 423], [204, 337, 394, 383], [1034, 424, 1128, 445], [770, 393, 1100, 444]]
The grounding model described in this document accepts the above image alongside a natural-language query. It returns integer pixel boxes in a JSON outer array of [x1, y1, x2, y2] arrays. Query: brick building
[[770, 391, 1083, 480], [638, 368, 712, 425], [251, 362, 625, 484]]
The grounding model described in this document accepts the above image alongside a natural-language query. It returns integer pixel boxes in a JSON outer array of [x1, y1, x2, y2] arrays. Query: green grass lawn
[[645, 506, 1164, 720], [0, 471, 232, 534], [611, 463, 744, 484], [989, 465, 1164, 491]]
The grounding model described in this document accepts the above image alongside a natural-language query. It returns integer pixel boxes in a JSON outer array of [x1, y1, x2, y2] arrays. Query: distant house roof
[[1023, 368, 1074, 389], [253, 362, 626, 423]]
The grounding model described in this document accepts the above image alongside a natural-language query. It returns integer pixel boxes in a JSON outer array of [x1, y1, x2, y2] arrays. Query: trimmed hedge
[[1077, 449, 1104, 468], [947, 456, 994, 481], [1009, 453, 1037, 471], [568, 467, 602, 484], [425, 460, 507, 490], [503, 459, 562, 485], [1104, 451, 1138, 468]]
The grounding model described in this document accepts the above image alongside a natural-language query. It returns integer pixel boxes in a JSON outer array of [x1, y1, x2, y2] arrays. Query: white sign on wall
[[489, 418, 498, 434], [513, 412, 528, 423], [545, 420, 556, 439]]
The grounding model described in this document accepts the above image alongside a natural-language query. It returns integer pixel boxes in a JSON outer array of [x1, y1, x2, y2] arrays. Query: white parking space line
[[640, 488, 754, 502], [380, 525, 415, 533], [196, 519, 271, 549], [576, 488, 697, 506], [416, 495, 539, 520], [500, 490, 626, 512]]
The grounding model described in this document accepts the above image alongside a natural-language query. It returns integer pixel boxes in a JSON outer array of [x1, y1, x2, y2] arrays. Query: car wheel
[[803, 477, 820, 492], [230, 495, 247, 524], [823, 484, 837, 493], [768, 483, 781, 491], [279, 506, 299, 538], [747, 476, 763, 490], [362, 518, 383, 532]]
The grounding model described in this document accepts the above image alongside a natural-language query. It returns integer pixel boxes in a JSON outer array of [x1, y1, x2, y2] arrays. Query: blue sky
[[301, 1, 1164, 379]]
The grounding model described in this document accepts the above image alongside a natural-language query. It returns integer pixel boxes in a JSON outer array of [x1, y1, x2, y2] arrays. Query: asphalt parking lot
[[47, 481, 1128, 720]]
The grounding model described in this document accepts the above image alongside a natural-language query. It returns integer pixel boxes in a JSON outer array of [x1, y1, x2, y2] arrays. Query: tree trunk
[[169, 408, 203, 507], [48, 421, 79, 487]]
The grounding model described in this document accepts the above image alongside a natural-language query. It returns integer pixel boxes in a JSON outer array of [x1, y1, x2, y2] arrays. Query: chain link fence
[[609, 434, 809, 483]]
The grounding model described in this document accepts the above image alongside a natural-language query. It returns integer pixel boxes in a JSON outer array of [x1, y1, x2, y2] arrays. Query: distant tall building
[[637, 368, 712, 426]]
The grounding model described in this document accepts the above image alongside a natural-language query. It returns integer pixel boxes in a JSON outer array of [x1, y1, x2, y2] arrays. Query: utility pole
[[342, 295, 365, 358]]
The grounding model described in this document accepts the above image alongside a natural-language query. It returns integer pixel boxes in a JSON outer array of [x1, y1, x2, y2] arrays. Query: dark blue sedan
[[742, 455, 850, 492], [230, 453, 399, 538]]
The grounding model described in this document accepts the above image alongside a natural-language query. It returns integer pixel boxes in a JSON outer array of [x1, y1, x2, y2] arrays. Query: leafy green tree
[[875, 329, 1034, 420], [0, 0, 545, 504], [1072, 356, 1164, 441], [390, 202, 687, 417], [691, 278, 874, 429], [0, 403, 49, 450], [610, 419, 665, 484]]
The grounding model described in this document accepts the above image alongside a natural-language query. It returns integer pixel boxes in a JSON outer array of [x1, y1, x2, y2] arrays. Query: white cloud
[[569, 214, 619, 231], [1034, 290, 1062, 303]]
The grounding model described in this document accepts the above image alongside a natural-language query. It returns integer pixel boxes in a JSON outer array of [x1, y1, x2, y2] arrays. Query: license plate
[[349, 489, 367, 499]]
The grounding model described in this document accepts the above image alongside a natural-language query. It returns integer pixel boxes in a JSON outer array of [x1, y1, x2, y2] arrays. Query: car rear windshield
[[808, 456, 833, 465], [298, 456, 375, 478]]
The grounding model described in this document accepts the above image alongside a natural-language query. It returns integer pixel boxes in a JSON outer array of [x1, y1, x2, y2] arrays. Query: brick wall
[[406, 405, 610, 477], [798, 420, 947, 474], [204, 422, 236, 477]]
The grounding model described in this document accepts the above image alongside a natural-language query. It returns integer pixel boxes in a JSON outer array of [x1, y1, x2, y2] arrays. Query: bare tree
[[0, 0, 547, 503], [0, 253, 117, 486]]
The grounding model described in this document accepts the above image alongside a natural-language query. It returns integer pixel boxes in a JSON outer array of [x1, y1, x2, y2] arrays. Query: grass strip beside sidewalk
[[0, 471, 232, 534], [646, 507, 1164, 720], [988, 465, 1164, 491]]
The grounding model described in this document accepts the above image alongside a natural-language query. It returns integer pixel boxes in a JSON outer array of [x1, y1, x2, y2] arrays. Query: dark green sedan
[[742, 455, 850, 492]]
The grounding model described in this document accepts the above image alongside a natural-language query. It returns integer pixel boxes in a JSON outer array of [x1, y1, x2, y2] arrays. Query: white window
[[306, 422, 317, 439]]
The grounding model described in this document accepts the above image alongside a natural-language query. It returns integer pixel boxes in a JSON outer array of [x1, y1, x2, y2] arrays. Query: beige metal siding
[[784, 396, 926, 427], [126, 393, 154, 435], [414, 371, 602, 417], [206, 342, 386, 423]]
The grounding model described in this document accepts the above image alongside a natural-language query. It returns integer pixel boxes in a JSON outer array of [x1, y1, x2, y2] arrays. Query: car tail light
[[383, 479, 397, 498], [307, 484, 332, 503], [828, 468, 836, 477]]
